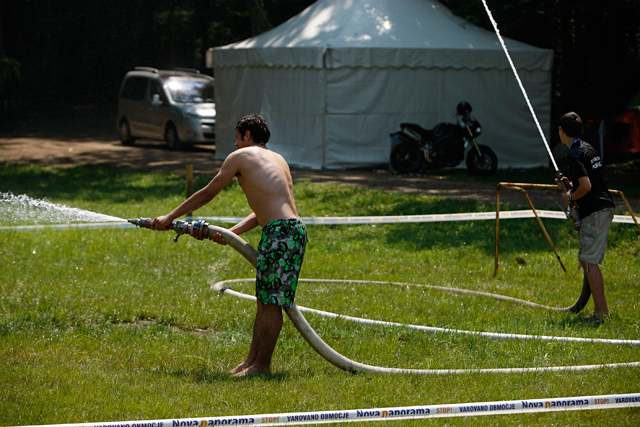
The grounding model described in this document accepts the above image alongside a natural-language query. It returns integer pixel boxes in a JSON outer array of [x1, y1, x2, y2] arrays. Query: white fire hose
[[129, 218, 640, 375]]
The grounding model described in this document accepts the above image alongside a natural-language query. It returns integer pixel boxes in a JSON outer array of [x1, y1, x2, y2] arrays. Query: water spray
[[480, 0, 555, 170], [480, 0, 579, 229], [1, 192, 125, 224]]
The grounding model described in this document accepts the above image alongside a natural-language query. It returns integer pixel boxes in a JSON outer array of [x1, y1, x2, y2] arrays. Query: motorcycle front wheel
[[466, 144, 498, 176], [390, 142, 423, 174]]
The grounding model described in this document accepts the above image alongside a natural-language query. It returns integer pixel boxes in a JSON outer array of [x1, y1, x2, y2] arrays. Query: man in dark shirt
[[556, 112, 615, 322]]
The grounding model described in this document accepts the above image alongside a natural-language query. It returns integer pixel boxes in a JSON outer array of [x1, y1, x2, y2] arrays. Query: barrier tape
[[24, 393, 640, 426], [0, 210, 635, 231]]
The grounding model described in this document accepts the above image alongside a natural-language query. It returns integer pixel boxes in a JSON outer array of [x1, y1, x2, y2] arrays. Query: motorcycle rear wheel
[[390, 142, 423, 174], [466, 144, 498, 176]]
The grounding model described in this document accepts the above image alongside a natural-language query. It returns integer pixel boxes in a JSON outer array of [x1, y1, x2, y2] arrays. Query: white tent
[[208, 0, 553, 169]]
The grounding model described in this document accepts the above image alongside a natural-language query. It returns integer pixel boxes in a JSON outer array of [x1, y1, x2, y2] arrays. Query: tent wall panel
[[325, 113, 395, 168], [215, 67, 325, 169]]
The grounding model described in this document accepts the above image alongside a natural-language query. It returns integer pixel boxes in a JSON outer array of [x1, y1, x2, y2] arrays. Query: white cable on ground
[[224, 282, 640, 376], [204, 229, 639, 375], [239, 291, 640, 376], [213, 278, 640, 347], [5, 219, 635, 373]]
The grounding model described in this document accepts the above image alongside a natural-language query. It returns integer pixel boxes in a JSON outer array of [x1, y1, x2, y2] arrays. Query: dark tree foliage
[[0, 0, 312, 107], [440, 0, 640, 120], [1, 0, 638, 122]]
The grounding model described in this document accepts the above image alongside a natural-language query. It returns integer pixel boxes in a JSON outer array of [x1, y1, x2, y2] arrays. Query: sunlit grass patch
[[1, 164, 639, 426]]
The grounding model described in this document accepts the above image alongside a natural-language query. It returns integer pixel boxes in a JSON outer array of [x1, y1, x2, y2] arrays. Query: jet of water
[[0, 192, 125, 225], [481, 0, 559, 172]]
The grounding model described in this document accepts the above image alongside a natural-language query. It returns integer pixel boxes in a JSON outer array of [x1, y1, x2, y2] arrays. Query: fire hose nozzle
[[556, 171, 571, 189], [553, 174, 581, 231], [128, 217, 258, 267], [128, 218, 153, 228], [128, 217, 211, 242]]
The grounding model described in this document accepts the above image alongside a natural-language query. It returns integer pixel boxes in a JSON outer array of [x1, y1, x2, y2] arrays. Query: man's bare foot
[[232, 365, 270, 377], [230, 361, 250, 375]]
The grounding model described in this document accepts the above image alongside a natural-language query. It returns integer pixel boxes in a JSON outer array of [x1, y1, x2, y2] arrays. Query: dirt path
[[1, 130, 637, 212]]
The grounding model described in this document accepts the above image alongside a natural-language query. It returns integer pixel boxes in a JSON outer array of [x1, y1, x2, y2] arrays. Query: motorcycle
[[389, 101, 498, 175]]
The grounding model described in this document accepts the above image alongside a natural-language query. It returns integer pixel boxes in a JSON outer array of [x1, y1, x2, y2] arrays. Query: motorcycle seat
[[400, 123, 434, 139]]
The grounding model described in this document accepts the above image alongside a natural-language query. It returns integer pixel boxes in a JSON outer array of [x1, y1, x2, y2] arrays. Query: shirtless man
[[150, 114, 307, 375]]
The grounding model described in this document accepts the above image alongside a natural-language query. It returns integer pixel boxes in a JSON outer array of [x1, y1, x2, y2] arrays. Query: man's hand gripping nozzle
[[555, 171, 581, 231], [128, 218, 212, 242], [128, 218, 258, 268]]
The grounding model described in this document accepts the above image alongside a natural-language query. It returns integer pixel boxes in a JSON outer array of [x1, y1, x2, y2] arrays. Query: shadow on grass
[[553, 313, 613, 330], [0, 163, 221, 203], [372, 196, 572, 256], [0, 104, 119, 142]]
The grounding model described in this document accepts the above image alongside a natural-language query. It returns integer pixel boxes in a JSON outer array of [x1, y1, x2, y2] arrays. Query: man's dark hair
[[559, 112, 583, 138], [235, 114, 270, 144]]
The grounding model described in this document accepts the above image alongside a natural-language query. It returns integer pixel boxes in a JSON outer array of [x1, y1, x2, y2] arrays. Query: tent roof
[[211, 0, 552, 70]]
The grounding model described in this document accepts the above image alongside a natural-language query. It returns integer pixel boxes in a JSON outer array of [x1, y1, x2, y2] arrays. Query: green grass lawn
[[1, 163, 639, 426]]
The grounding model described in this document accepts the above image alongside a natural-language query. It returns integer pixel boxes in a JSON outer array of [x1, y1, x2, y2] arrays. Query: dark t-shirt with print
[[567, 139, 615, 219]]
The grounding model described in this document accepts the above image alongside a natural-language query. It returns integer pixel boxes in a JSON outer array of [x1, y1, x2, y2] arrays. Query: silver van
[[116, 67, 215, 149]]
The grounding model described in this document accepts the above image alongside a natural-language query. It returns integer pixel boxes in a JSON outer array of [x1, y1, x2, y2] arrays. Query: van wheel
[[119, 120, 135, 146], [165, 124, 182, 150]]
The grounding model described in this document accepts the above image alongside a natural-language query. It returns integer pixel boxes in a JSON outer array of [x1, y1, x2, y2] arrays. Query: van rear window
[[121, 77, 148, 100]]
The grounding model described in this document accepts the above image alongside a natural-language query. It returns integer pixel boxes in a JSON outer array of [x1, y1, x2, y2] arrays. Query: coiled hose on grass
[[210, 225, 639, 375]]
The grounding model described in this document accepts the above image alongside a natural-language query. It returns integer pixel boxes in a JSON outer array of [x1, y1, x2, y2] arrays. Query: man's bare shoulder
[[220, 147, 257, 171], [229, 146, 287, 167], [226, 146, 264, 160]]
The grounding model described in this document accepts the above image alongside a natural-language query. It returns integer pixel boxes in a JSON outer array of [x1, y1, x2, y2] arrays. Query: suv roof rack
[[133, 67, 159, 73], [174, 68, 200, 74]]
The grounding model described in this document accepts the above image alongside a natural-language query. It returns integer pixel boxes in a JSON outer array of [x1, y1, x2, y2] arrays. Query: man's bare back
[[150, 128, 298, 232], [232, 146, 298, 227]]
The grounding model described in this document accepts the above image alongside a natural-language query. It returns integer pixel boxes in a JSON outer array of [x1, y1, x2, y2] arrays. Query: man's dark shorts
[[255, 218, 307, 308]]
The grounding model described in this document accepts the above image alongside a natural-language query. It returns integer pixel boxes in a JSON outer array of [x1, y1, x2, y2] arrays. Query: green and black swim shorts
[[255, 218, 307, 308]]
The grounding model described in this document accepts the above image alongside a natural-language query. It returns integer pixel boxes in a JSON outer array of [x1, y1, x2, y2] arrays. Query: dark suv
[[116, 67, 215, 149]]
